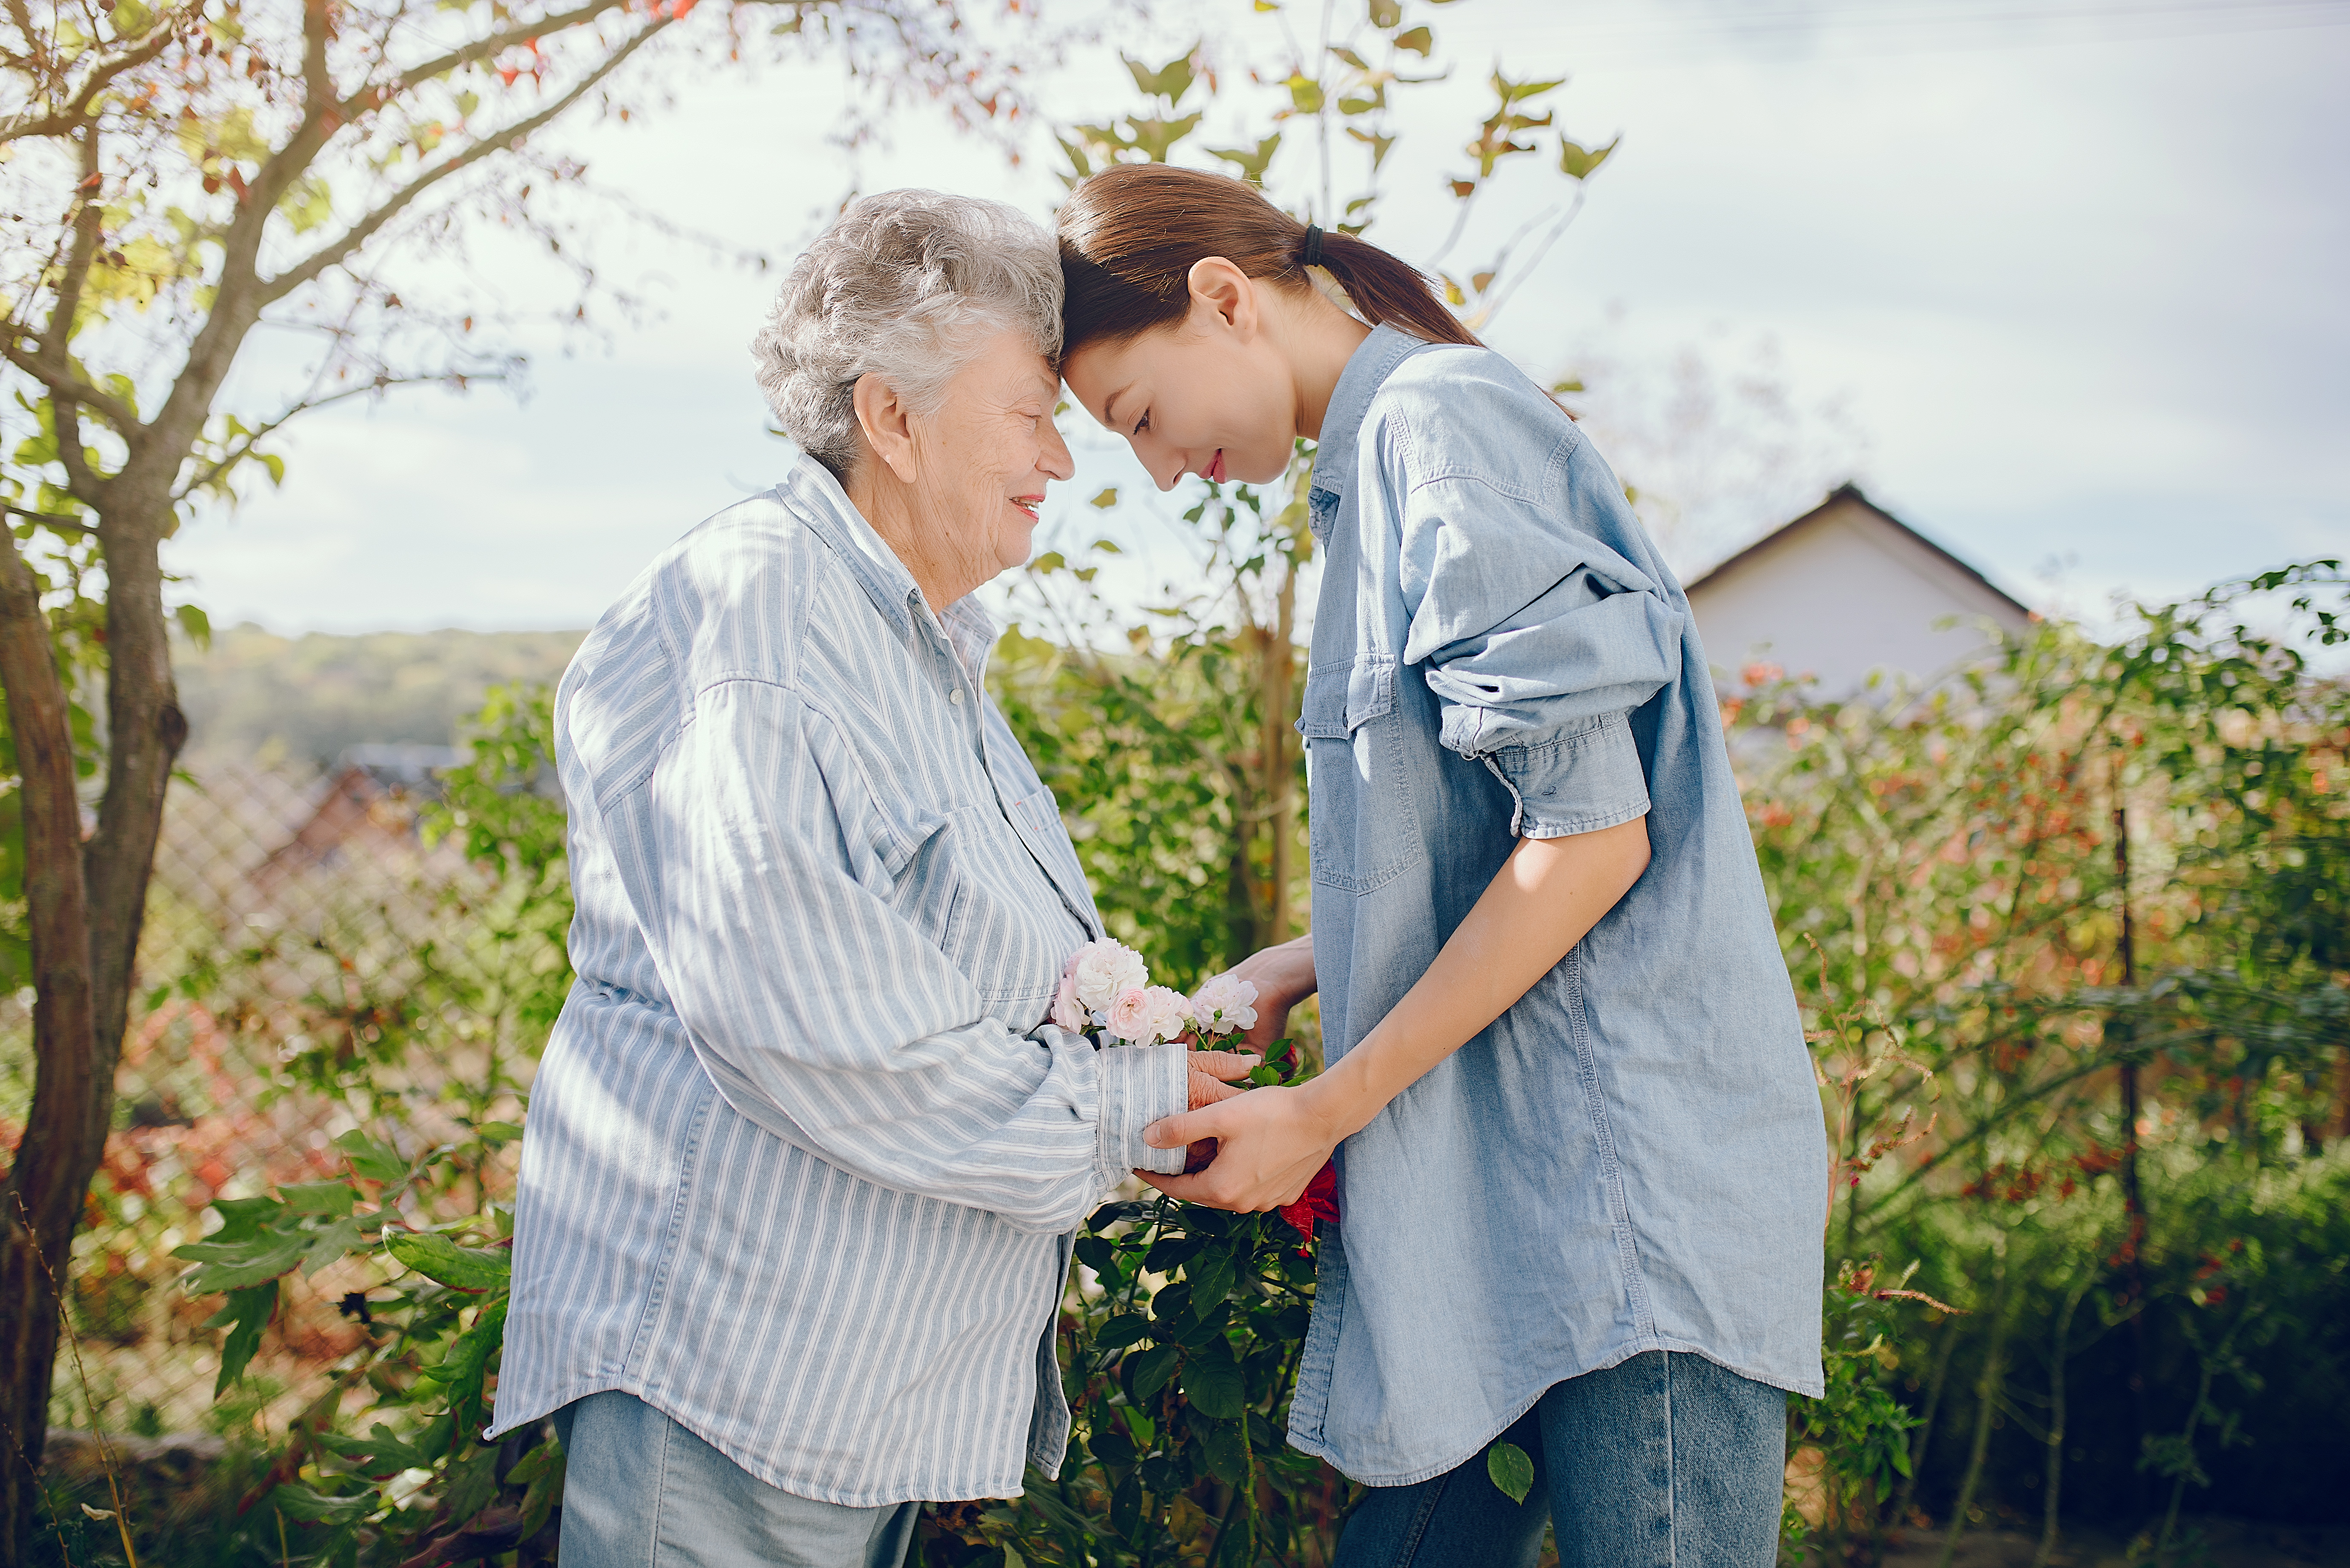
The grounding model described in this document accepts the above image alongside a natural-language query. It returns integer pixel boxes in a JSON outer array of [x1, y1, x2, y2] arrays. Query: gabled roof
[[1683, 482, 2031, 620]]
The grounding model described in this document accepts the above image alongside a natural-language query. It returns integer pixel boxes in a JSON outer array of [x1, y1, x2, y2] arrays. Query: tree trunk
[[2031, 1278, 2089, 1568], [0, 509, 183, 1565], [0, 531, 103, 1561], [1896, 1312, 1962, 1524], [1935, 1255, 2010, 1568]]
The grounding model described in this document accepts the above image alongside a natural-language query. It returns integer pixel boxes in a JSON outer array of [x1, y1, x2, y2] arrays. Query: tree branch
[[0, 341, 143, 438], [0, 14, 181, 146], [374, 0, 637, 107], [169, 368, 504, 502], [260, 17, 672, 308], [3, 506, 95, 535]]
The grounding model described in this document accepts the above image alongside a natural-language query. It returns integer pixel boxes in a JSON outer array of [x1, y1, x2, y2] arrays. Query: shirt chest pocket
[[1300, 653, 1423, 895], [887, 802, 1076, 1019]]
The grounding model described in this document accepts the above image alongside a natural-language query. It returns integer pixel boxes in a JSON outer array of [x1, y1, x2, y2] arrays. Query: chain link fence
[[1, 757, 553, 1443]]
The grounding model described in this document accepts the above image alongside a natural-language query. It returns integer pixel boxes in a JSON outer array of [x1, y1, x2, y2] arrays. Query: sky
[[162, 0, 2350, 639]]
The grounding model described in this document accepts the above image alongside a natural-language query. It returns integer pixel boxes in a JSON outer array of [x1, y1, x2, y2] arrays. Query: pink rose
[[1051, 974, 1085, 1033], [1107, 987, 1155, 1043]]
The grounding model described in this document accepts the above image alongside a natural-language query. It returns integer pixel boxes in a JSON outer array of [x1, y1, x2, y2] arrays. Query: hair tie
[[1301, 224, 1324, 269]]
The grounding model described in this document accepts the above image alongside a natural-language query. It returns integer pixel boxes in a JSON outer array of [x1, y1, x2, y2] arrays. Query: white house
[[1683, 484, 2032, 698]]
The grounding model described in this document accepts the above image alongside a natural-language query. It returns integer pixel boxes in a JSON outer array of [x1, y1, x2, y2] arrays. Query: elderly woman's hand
[[1182, 1049, 1258, 1174]]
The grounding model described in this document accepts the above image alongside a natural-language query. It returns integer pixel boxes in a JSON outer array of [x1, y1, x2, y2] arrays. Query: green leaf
[[1345, 125, 1397, 173], [269, 1483, 374, 1525], [335, 1129, 408, 1185], [203, 1282, 275, 1395], [1129, 1343, 1181, 1400], [1187, 1248, 1236, 1316], [386, 1228, 510, 1291], [441, 1445, 501, 1526], [1207, 133, 1283, 183], [1182, 1348, 1246, 1419], [320, 1422, 438, 1479], [202, 1195, 284, 1245], [302, 1214, 369, 1277], [173, 602, 212, 649], [1124, 48, 1198, 106], [279, 1180, 355, 1216], [1486, 1439, 1535, 1504], [425, 1297, 509, 1435], [178, 1229, 307, 1294], [1395, 24, 1433, 55], [1199, 1416, 1249, 1485], [1559, 134, 1620, 181], [1089, 487, 1119, 509], [1368, 0, 1401, 26], [1095, 1314, 1152, 1351]]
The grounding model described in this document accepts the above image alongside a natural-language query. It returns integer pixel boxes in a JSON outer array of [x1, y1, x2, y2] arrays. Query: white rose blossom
[[1140, 985, 1193, 1044], [1067, 939, 1148, 1015], [1189, 973, 1260, 1036]]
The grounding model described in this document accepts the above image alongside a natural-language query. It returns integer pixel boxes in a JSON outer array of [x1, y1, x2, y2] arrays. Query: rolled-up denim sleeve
[[1399, 431, 1682, 838]]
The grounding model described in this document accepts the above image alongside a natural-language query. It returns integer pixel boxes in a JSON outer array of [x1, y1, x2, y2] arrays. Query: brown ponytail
[[1058, 163, 1480, 357]]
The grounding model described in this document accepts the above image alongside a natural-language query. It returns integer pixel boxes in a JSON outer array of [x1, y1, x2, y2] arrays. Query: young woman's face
[[1062, 289, 1300, 491]]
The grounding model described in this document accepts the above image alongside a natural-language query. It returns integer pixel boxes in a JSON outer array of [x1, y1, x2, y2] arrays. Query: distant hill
[[174, 625, 585, 770]]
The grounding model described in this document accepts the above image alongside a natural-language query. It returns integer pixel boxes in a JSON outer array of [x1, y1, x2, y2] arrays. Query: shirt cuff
[[1093, 1041, 1190, 1183], [1482, 710, 1651, 838]]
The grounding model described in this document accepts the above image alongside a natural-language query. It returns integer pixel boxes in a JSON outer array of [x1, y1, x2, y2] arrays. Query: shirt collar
[[777, 453, 998, 676], [1306, 323, 1433, 521]]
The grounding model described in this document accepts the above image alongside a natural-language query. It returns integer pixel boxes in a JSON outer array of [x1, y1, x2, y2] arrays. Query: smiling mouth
[[1012, 495, 1042, 520], [1206, 449, 1227, 483]]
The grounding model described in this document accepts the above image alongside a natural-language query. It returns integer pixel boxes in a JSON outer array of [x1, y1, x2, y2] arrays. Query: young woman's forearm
[[1309, 816, 1651, 1138], [1141, 814, 1651, 1208]]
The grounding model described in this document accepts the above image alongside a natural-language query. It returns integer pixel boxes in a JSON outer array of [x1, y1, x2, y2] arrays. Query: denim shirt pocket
[[1300, 653, 1422, 894]]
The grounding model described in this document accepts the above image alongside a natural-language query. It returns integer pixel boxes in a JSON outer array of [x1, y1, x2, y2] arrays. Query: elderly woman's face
[[890, 331, 1073, 600]]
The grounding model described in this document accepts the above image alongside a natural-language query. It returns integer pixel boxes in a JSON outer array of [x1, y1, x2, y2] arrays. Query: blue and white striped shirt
[[493, 455, 1191, 1505]]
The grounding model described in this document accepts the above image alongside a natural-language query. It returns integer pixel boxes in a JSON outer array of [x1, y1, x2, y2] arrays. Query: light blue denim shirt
[[1287, 326, 1828, 1487]]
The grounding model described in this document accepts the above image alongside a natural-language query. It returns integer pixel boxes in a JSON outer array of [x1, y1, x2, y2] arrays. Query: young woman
[[1057, 163, 1829, 1568]]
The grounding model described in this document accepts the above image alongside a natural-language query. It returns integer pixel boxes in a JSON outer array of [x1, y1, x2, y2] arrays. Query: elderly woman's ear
[[850, 371, 920, 486]]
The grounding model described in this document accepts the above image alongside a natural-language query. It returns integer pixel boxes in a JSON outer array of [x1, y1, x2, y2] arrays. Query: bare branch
[[169, 368, 505, 502], [373, 0, 636, 108], [0, 342, 142, 439], [0, 13, 182, 146], [3, 506, 95, 535], [45, 125, 103, 363], [261, 17, 673, 308]]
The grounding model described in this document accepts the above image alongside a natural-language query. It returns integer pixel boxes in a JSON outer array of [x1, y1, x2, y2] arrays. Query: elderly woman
[[490, 192, 1254, 1567]]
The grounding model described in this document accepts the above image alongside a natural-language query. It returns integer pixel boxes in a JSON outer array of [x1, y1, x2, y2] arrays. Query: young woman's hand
[[1184, 1049, 1260, 1173], [1135, 1080, 1344, 1211]]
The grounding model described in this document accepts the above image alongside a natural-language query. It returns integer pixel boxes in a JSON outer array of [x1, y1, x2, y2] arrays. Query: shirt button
[[950, 688, 965, 705]]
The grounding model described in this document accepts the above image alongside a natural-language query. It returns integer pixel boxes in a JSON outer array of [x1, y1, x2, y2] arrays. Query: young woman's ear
[[852, 372, 920, 483], [1185, 256, 1261, 338]]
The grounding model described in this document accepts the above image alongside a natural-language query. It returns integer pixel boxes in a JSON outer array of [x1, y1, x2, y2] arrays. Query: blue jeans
[[553, 1391, 919, 1568], [1332, 1352, 1787, 1568]]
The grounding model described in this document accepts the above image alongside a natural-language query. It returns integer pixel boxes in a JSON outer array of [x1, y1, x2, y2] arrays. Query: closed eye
[[1133, 410, 1151, 437]]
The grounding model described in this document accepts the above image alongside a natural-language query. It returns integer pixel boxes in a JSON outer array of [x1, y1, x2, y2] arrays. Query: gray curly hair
[[751, 190, 1064, 482]]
